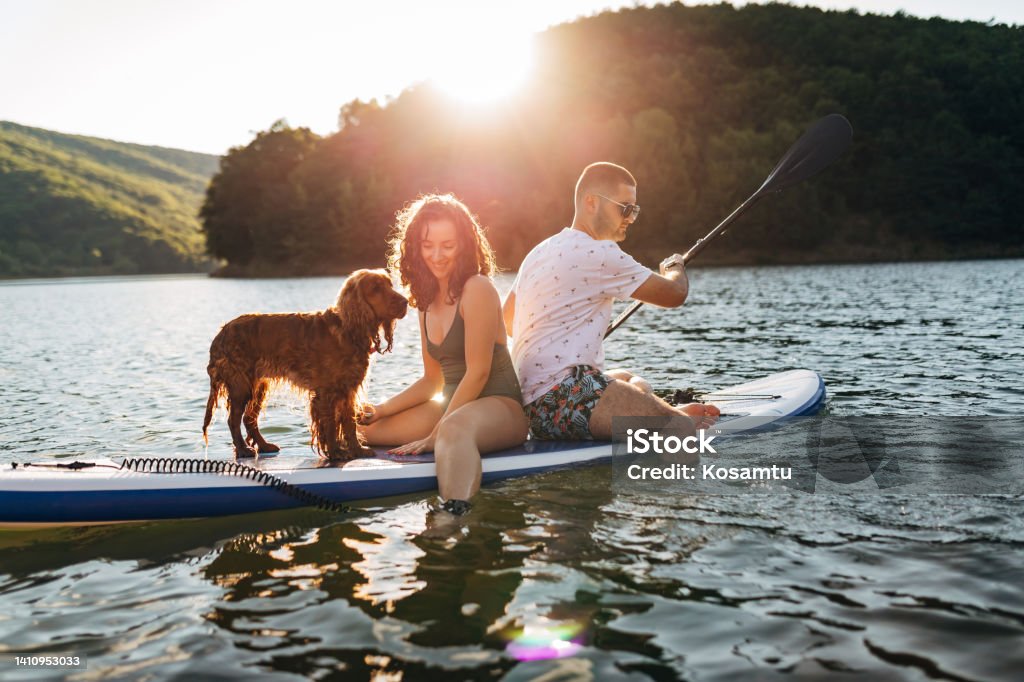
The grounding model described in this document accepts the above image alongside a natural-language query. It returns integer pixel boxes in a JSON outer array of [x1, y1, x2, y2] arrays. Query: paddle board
[[0, 370, 825, 529]]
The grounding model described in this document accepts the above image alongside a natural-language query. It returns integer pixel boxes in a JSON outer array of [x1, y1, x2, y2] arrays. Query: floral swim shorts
[[524, 366, 613, 440]]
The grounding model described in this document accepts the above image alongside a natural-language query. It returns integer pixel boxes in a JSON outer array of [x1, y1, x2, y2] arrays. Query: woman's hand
[[359, 403, 382, 426], [388, 433, 436, 456]]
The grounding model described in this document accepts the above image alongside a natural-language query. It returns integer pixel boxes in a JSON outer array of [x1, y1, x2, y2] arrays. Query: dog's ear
[[334, 270, 385, 353], [380, 316, 396, 353], [374, 271, 402, 353]]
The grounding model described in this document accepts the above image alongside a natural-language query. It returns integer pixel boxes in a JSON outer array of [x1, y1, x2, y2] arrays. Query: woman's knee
[[435, 414, 472, 448], [437, 398, 527, 453]]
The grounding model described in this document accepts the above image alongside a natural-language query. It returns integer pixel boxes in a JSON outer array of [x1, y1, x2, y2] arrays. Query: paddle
[[605, 113, 854, 338]]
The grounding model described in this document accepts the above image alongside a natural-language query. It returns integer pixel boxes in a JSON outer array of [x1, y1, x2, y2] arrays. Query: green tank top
[[425, 307, 523, 407]]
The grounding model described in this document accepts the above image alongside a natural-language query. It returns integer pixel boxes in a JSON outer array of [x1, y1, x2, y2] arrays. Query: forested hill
[[0, 121, 218, 277], [203, 3, 1023, 275]]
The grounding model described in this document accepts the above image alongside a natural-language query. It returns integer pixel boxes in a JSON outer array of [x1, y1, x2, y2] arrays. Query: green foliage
[[0, 121, 217, 277], [200, 3, 1024, 272], [200, 120, 320, 267]]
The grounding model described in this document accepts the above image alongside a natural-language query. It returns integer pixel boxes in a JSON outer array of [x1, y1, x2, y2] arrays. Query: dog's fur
[[202, 269, 408, 459]]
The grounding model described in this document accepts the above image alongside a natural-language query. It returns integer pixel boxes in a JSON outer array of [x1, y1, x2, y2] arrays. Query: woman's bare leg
[[433, 396, 528, 501], [360, 400, 444, 446]]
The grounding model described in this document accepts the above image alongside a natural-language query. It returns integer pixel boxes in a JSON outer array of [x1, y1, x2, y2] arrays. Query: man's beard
[[597, 213, 623, 240]]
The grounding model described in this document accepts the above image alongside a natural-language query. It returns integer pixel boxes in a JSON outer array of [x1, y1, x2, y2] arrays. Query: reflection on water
[[1, 261, 1023, 679]]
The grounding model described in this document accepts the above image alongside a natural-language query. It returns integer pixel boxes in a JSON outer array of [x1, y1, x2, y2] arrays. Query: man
[[502, 162, 718, 440]]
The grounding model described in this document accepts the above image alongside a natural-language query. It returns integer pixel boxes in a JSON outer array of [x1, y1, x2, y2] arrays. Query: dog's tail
[[202, 362, 225, 445]]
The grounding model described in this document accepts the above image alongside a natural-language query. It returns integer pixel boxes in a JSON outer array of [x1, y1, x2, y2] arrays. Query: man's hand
[[659, 253, 686, 277], [631, 253, 689, 308]]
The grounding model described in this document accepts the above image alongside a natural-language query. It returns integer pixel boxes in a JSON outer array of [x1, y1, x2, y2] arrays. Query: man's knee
[[606, 368, 634, 382], [606, 369, 652, 394], [629, 376, 652, 393], [593, 380, 675, 419], [598, 377, 644, 401]]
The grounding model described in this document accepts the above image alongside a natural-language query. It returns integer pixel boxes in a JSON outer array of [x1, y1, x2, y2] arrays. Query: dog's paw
[[258, 442, 281, 454], [234, 445, 258, 459], [352, 445, 377, 458], [322, 448, 352, 462]]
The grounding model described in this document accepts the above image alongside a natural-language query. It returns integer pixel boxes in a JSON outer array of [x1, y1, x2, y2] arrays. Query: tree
[[200, 121, 319, 266]]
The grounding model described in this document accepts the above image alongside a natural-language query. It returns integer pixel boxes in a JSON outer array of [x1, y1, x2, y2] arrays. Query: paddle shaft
[[604, 114, 852, 339], [605, 191, 765, 338]]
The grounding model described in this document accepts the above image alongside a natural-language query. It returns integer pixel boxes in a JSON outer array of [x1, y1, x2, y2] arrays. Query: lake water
[[1, 260, 1022, 680]]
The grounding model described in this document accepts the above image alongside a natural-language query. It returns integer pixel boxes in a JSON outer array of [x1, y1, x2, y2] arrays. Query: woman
[[361, 194, 528, 515]]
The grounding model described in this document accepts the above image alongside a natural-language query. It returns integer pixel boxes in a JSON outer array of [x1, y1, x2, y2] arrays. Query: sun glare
[[427, 34, 535, 104]]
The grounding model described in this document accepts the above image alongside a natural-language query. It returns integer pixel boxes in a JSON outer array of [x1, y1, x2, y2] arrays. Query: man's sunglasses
[[595, 193, 641, 220]]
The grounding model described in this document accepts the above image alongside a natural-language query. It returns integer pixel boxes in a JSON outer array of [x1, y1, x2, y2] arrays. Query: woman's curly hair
[[386, 193, 497, 310]]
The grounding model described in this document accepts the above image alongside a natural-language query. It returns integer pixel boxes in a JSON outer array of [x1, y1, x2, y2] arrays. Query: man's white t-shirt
[[511, 227, 652, 404]]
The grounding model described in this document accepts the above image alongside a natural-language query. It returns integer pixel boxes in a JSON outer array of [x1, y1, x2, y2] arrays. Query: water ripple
[[1, 262, 1023, 678]]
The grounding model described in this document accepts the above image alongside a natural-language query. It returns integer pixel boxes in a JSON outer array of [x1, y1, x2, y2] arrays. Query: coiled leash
[[15, 457, 353, 513]]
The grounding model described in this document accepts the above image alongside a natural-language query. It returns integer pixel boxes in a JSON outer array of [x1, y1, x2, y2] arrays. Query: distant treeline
[[0, 122, 217, 278], [218, 4, 1010, 271]]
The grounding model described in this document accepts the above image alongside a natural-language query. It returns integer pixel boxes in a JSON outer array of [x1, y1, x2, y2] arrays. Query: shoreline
[[2, 248, 1021, 281]]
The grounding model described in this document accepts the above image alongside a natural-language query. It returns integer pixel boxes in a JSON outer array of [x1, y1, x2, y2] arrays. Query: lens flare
[[428, 34, 534, 104], [506, 623, 584, 661]]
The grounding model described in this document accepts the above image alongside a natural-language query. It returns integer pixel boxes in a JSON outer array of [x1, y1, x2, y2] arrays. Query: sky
[[2, 0, 1021, 155]]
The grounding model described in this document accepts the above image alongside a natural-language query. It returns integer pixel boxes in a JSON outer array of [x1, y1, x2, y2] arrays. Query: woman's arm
[[367, 312, 444, 421]]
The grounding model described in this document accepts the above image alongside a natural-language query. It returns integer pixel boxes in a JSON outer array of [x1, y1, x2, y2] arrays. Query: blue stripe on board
[[0, 477, 436, 523]]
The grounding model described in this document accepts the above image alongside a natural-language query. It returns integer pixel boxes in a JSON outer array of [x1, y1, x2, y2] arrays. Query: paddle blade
[[757, 114, 853, 195]]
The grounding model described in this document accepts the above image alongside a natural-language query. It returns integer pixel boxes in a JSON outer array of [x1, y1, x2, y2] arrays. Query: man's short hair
[[575, 162, 636, 209]]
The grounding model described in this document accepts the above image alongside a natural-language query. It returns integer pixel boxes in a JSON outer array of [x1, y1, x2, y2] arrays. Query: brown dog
[[202, 269, 408, 459]]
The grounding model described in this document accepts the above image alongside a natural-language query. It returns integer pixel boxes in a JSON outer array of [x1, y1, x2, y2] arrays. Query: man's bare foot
[[680, 403, 720, 430]]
